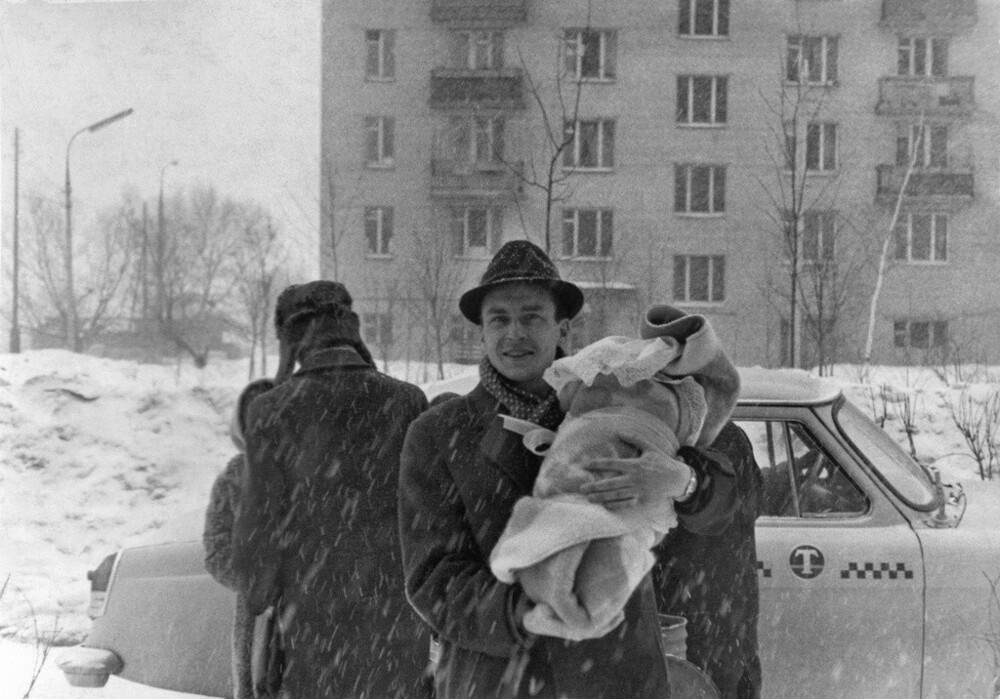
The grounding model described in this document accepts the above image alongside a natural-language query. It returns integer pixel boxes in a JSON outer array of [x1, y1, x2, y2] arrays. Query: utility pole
[[10, 128, 21, 353]]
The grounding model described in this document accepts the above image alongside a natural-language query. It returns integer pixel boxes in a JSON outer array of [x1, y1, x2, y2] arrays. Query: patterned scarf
[[479, 356, 565, 431]]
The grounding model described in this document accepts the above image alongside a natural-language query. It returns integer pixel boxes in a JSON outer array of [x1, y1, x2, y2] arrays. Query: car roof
[[737, 366, 842, 406], [422, 366, 842, 406]]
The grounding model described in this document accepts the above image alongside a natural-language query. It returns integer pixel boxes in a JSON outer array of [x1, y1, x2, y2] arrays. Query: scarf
[[479, 356, 565, 431]]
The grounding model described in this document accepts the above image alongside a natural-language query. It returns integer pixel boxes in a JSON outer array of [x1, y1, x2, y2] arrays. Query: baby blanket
[[490, 305, 739, 640]]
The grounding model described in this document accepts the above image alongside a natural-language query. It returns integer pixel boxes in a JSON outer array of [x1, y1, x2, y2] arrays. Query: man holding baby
[[397, 239, 743, 698]]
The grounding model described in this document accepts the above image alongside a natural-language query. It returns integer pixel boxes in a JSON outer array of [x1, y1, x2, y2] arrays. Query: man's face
[[480, 283, 569, 395]]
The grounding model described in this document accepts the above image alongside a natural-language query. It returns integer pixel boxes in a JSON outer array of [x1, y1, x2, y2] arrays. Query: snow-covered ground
[[1, 349, 998, 697]]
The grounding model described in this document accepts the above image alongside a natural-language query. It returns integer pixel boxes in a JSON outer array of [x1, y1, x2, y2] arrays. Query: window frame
[[563, 118, 616, 171], [786, 35, 839, 85], [672, 254, 726, 303], [363, 205, 394, 257], [806, 122, 838, 172], [450, 205, 503, 258], [893, 212, 948, 263], [897, 36, 948, 77], [563, 28, 617, 82], [678, 0, 730, 38], [674, 163, 727, 215], [456, 30, 504, 71], [893, 319, 948, 350], [364, 29, 396, 81], [561, 208, 614, 259], [365, 116, 395, 168], [676, 74, 728, 126], [897, 124, 948, 169]]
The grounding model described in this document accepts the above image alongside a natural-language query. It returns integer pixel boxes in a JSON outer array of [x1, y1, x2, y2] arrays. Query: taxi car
[[58, 368, 999, 697]]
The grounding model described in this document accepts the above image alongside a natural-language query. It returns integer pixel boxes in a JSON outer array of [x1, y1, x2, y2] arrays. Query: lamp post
[[64, 107, 134, 352], [155, 159, 179, 327]]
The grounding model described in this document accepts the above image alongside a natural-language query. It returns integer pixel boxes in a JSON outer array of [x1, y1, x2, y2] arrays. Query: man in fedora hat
[[398, 240, 738, 697]]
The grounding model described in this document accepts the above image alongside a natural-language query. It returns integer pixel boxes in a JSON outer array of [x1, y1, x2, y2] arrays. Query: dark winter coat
[[653, 421, 764, 699], [399, 384, 739, 699], [203, 452, 255, 699], [232, 346, 430, 699]]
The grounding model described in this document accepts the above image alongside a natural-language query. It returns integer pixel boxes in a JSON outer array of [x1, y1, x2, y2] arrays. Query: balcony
[[430, 159, 523, 200], [430, 68, 525, 111], [875, 76, 975, 118], [431, 0, 527, 25], [875, 164, 974, 208], [880, 0, 977, 34]]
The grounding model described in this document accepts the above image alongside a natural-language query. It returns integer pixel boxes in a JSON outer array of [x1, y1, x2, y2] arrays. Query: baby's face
[[562, 375, 679, 425]]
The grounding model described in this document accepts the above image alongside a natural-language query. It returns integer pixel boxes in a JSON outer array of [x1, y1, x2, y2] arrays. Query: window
[[674, 164, 726, 214], [736, 419, 868, 517], [802, 211, 835, 261], [457, 31, 503, 70], [673, 255, 725, 302], [365, 116, 395, 167], [450, 206, 502, 257], [365, 30, 395, 80], [562, 209, 613, 258], [893, 320, 948, 349], [898, 37, 948, 77], [448, 115, 504, 165], [563, 29, 616, 81], [677, 75, 728, 125], [897, 125, 948, 168], [364, 206, 393, 256], [678, 0, 729, 37], [894, 213, 947, 262], [362, 312, 393, 348], [806, 123, 837, 171], [563, 119, 615, 170], [786, 36, 839, 84]]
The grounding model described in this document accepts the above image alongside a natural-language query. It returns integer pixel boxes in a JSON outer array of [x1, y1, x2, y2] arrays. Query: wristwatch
[[678, 466, 699, 501]]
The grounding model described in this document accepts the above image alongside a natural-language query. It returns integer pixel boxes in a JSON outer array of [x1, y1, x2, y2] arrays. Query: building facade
[[320, 0, 999, 369]]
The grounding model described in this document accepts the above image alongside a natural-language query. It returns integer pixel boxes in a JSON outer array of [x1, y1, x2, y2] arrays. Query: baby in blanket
[[489, 305, 739, 641]]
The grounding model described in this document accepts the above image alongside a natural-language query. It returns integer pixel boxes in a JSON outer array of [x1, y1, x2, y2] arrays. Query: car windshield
[[834, 399, 937, 511]]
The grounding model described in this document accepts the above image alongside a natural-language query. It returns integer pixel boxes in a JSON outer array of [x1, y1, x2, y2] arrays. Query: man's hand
[[579, 451, 694, 511]]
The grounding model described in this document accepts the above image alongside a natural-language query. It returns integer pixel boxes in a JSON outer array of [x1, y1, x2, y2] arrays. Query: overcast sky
[[0, 0, 321, 271]]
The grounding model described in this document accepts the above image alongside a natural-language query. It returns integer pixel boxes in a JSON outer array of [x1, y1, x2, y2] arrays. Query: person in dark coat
[[203, 376, 277, 699], [232, 280, 430, 699], [653, 421, 764, 698], [398, 240, 738, 698]]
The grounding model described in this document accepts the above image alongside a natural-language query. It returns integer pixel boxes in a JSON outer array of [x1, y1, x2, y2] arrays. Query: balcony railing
[[431, 0, 527, 25], [430, 159, 523, 200], [430, 69, 525, 111], [875, 164, 974, 207], [880, 0, 977, 34], [875, 76, 975, 118]]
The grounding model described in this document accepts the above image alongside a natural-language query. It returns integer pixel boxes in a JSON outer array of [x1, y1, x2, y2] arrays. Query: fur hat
[[274, 281, 353, 337], [458, 240, 584, 324]]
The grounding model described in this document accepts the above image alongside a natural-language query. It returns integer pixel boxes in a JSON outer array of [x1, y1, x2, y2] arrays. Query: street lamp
[[155, 159, 179, 327], [64, 107, 134, 352]]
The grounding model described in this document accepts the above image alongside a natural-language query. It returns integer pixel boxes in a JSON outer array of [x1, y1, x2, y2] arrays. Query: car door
[[735, 407, 925, 698]]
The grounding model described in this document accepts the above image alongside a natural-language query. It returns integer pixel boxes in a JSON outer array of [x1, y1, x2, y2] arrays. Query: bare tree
[[153, 185, 244, 367], [361, 276, 404, 373], [752, 46, 870, 370], [406, 225, 469, 380], [19, 191, 136, 350], [232, 208, 290, 379]]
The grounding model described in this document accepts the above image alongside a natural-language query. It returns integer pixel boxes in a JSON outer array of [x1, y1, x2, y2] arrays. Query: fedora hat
[[459, 240, 584, 324]]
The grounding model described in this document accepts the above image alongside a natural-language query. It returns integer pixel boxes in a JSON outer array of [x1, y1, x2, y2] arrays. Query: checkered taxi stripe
[[756, 560, 772, 578], [840, 562, 915, 580]]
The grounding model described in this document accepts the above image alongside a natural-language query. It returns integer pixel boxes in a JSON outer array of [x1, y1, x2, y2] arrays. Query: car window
[[735, 419, 869, 518], [834, 399, 937, 511]]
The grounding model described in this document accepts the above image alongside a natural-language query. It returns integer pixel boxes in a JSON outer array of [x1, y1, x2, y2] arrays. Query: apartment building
[[320, 0, 999, 368]]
